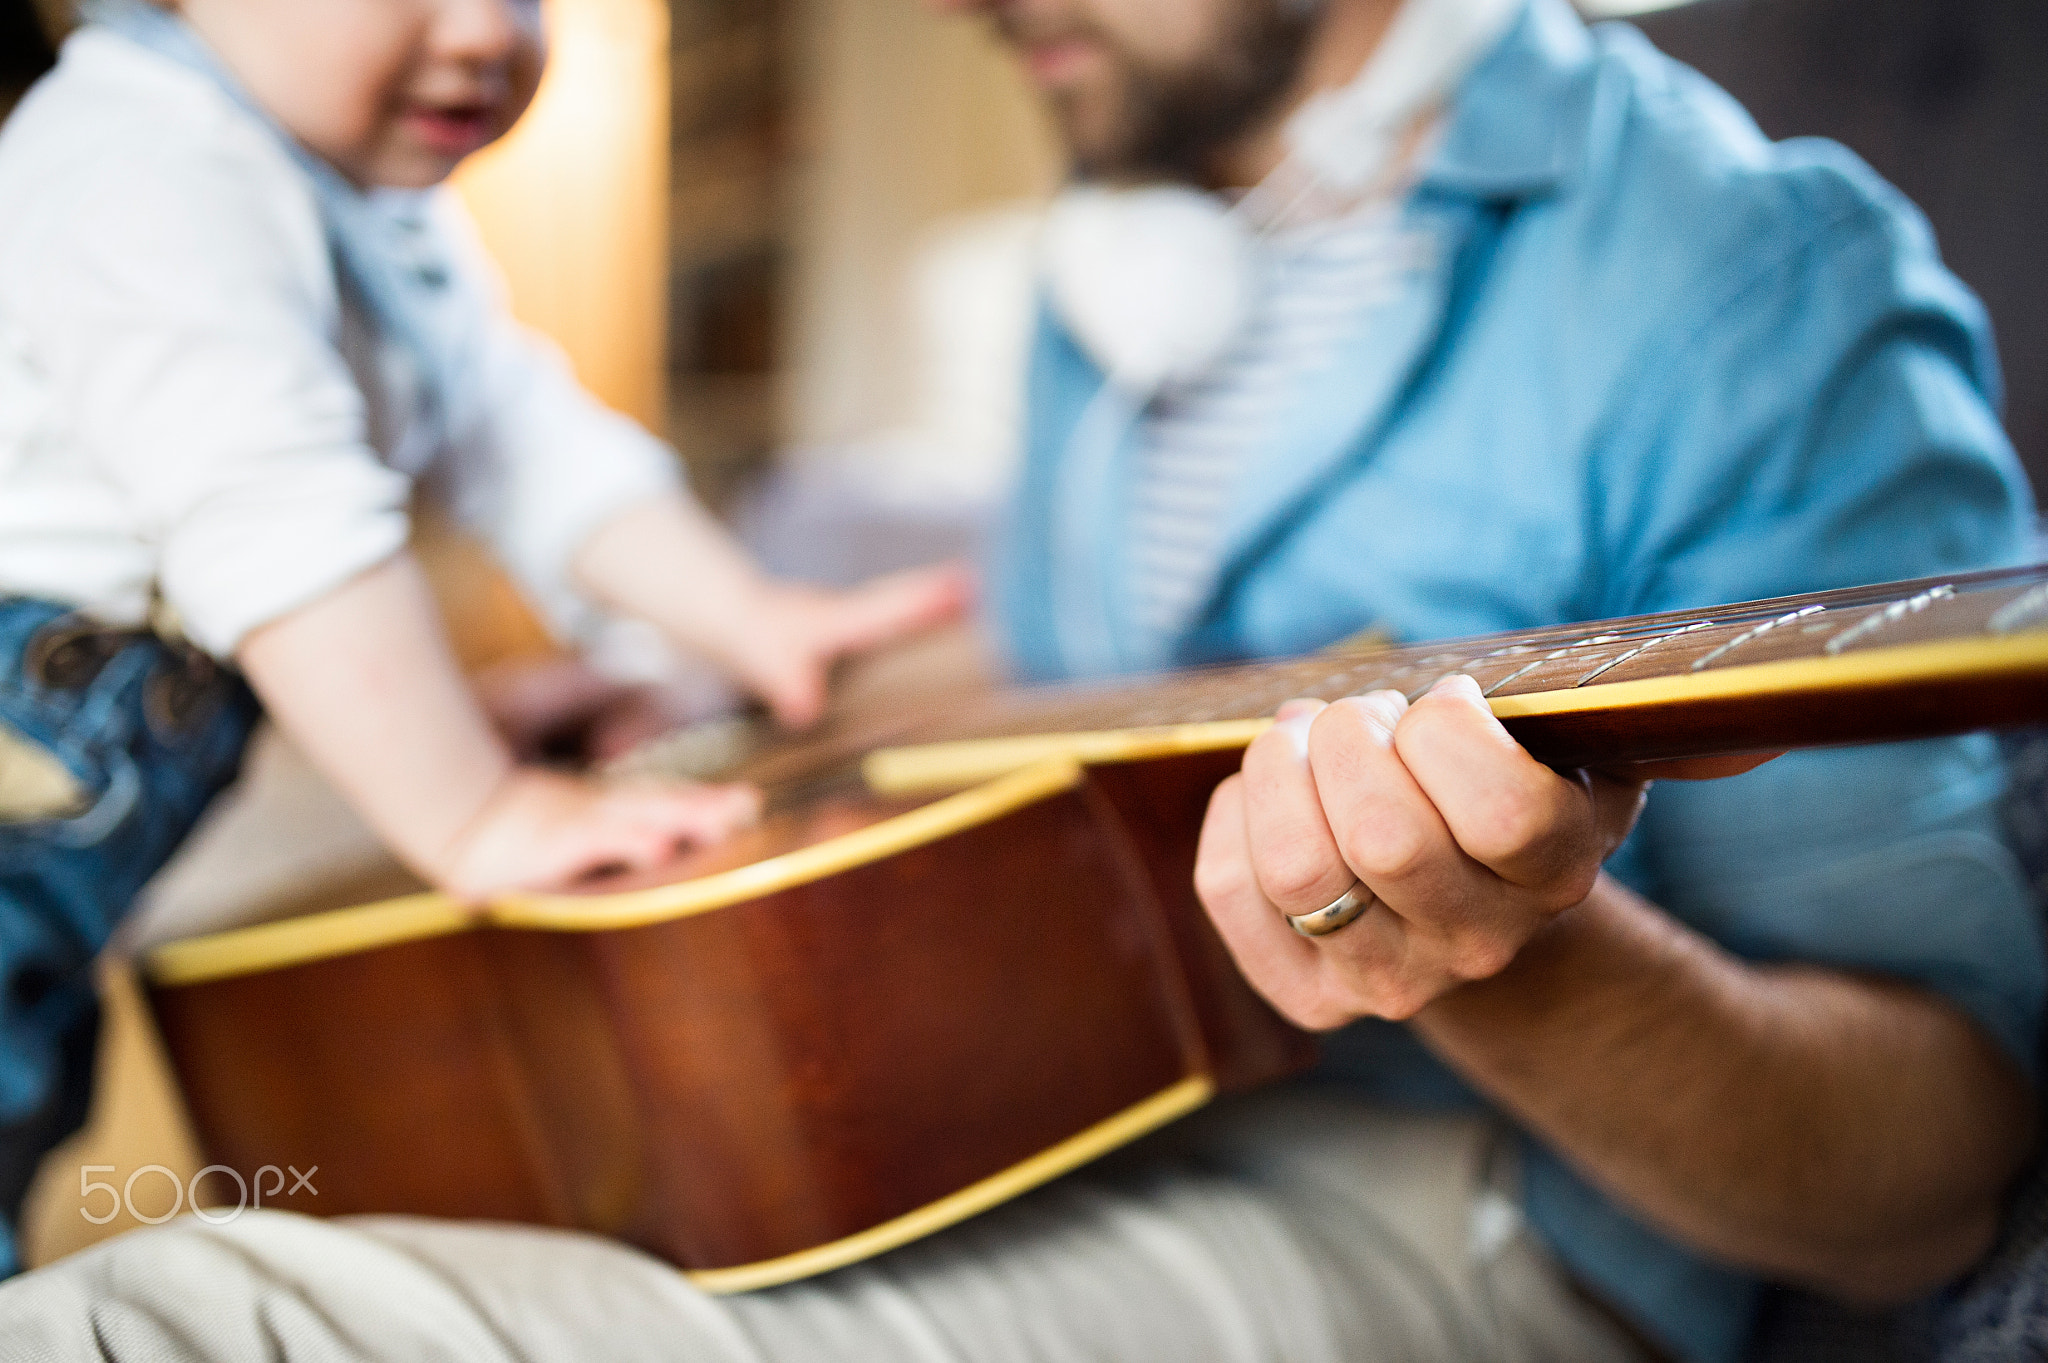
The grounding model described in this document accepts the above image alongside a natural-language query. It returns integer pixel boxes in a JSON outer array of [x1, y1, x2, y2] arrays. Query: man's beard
[[1029, 3, 1318, 184]]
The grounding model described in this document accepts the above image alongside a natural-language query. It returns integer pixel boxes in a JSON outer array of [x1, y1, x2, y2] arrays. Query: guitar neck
[[864, 564, 2048, 792]]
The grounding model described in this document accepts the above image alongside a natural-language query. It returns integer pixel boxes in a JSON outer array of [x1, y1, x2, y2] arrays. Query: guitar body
[[144, 563, 2048, 1287], [146, 750, 1314, 1290]]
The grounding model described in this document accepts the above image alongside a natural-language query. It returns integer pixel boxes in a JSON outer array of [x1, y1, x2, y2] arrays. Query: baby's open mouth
[[403, 102, 499, 157]]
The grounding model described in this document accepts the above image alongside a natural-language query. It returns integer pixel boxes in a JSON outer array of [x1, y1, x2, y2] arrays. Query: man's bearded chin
[[1056, 2, 1318, 185]]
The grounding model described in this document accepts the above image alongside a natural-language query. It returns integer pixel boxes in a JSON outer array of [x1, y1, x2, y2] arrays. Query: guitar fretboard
[[861, 565, 2048, 789]]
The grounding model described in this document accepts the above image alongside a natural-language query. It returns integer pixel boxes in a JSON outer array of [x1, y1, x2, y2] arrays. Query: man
[[975, 0, 2041, 1354], [973, 0, 2041, 1356], [0, 1, 2037, 1361]]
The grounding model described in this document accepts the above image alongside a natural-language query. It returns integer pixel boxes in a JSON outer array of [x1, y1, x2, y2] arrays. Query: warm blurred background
[[1, 0, 2043, 1265], [5, 0, 2043, 534]]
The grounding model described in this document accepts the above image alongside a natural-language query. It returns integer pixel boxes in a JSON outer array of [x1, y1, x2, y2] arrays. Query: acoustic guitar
[[142, 564, 2048, 1292]]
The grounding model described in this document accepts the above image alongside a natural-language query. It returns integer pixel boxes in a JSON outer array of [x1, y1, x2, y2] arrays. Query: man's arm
[[1194, 678, 2034, 1303], [1414, 877, 2032, 1302]]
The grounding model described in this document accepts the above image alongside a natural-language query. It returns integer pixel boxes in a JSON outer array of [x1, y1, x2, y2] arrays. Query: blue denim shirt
[[990, 2, 2044, 1359]]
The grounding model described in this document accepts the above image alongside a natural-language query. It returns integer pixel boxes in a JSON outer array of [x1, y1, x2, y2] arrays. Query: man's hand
[[1192, 673, 2030, 1300], [1193, 675, 1645, 1028]]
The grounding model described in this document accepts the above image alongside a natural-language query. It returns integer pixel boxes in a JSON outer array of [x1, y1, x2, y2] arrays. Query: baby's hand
[[577, 499, 975, 731], [726, 563, 974, 729], [435, 769, 761, 900]]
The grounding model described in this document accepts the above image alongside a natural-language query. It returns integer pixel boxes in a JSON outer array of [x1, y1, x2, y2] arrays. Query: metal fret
[[1691, 605, 1827, 671], [1573, 619, 1716, 687], [1821, 586, 1955, 655], [1991, 584, 2048, 636], [1482, 636, 1621, 697]]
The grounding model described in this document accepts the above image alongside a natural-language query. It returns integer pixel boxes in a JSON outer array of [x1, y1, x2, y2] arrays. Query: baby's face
[[177, 0, 545, 188]]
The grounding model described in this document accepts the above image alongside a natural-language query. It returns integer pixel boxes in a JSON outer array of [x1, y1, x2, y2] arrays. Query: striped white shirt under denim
[[1127, 201, 1434, 656]]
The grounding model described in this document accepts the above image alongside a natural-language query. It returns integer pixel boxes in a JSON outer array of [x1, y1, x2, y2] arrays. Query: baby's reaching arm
[[443, 281, 969, 732], [573, 492, 974, 729], [237, 552, 759, 899]]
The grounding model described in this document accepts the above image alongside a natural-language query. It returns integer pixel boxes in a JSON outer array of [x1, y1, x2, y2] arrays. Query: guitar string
[[940, 566, 2048, 744]]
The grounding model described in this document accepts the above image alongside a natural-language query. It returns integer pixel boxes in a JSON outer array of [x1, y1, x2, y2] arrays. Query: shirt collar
[[1419, 0, 1597, 202]]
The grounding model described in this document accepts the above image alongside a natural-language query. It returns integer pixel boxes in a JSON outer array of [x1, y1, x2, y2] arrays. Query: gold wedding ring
[[1285, 881, 1376, 938]]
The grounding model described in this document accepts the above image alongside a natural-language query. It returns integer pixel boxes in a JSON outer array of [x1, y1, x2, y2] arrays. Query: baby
[[0, 0, 964, 1272]]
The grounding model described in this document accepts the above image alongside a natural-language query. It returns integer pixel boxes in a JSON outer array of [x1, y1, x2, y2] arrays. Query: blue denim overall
[[0, 598, 258, 1275]]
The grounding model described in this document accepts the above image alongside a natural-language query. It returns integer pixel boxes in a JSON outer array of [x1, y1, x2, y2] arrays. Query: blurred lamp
[[454, 0, 671, 431], [434, 0, 671, 667]]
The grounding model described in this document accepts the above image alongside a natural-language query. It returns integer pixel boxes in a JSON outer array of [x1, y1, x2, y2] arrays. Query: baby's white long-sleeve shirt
[[0, 29, 682, 658]]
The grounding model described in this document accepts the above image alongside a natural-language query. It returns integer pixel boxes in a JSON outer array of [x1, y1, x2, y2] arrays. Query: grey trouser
[[0, 1091, 1652, 1363]]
